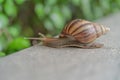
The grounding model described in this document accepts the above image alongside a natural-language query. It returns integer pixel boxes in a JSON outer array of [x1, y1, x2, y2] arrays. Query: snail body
[[26, 19, 110, 48]]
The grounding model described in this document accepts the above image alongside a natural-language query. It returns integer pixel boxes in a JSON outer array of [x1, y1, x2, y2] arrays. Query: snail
[[25, 19, 110, 48]]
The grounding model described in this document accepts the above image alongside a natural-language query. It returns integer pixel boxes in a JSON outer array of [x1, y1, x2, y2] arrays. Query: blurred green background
[[0, 0, 120, 57]]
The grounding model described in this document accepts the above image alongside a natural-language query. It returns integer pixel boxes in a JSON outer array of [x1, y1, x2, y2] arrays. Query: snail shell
[[60, 19, 110, 44]]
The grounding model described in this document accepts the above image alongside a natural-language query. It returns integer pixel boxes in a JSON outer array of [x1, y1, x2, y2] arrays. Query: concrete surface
[[0, 13, 120, 80]]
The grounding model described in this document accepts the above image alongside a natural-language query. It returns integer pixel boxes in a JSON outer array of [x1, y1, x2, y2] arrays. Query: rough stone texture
[[0, 13, 120, 80]]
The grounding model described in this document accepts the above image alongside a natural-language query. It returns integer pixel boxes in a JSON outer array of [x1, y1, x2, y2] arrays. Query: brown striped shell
[[60, 19, 110, 44]]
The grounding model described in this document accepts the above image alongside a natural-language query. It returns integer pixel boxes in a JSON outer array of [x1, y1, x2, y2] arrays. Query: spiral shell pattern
[[60, 19, 110, 44]]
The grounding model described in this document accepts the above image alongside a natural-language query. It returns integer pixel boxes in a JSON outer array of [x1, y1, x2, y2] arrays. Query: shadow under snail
[[25, 19, 110, 49]]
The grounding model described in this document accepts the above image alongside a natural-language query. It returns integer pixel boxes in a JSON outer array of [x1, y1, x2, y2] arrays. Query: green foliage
[[0, 0, 120, 57], [35, 3, 45, 19], [0, 13, 9, 28], [5, 37, 30, 54], [4, 0, 17, 17], [8, 23, 21, 37], [15, 0, 25, 5], [80, 0, 93, 19], [0, 52, 6, 57], [0, 0, 4, 4]]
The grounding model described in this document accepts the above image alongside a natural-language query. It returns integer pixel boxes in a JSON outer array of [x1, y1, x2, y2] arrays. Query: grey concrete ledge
[[0, 12, 120, 80]]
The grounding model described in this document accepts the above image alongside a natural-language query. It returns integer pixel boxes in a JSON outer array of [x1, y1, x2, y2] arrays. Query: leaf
[[8, 24, 21, 37], [5, 37, 31, 54], [0, 52, 6, 57], [50, 7, 65, 30], [0, 13, 9, 28], [61, 6, 72, 20], [0, 0, 4, 4], [44, 19, 54, 31], [45, 0, 57, 6], [71, 0, 80, 6], [15, 0, 25, 5], [99, 0, 110, 14], [35, 3, 45, 19], [44, 5, 51, 15], [0, 35, 6, 51], [93, 6, 104, 19], [116, 0, 120, 7], [4, 0, 17, 17], [80, 0, 93, 20]]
